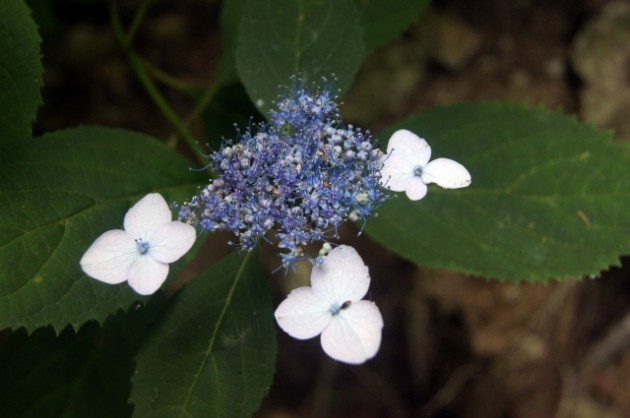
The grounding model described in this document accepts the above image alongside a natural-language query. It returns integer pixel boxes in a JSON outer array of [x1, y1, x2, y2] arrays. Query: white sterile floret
[[274, 245, 383, 364], [379, 129, 471, 201], [80, 193, 196, 295]]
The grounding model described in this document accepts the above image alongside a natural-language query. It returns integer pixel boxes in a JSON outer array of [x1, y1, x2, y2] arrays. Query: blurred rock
[[341, 8, 483, 128], [146, 13, 188, 44], [419, 270, 576, 356], [341, 28, 428, 129], [591, 351, 630, 413], [64, 23, 116, 67], [421, 10, 483, 70], [571, 1, 630, 140], [566, 395, 625, 418]]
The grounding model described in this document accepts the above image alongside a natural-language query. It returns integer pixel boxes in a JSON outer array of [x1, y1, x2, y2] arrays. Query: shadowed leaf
[[130, 249, 276, 418]]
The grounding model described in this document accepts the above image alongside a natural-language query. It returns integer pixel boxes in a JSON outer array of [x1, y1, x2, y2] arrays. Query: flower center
[[414, 165, 424, 176], [135, 238, 150, 255], [330, 300, 352, 315]]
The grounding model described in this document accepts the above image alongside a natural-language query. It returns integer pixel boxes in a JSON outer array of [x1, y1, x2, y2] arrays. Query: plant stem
[[185, 83, 218, 127], [141, 58, 208, 92], [109, 0, 202, 161], [126, 0, 154, 43]]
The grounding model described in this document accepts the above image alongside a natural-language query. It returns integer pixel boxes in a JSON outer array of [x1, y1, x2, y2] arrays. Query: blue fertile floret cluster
[[178, 79, 387, 269]]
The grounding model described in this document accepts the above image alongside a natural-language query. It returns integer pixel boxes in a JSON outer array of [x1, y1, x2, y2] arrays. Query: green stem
[[109, 0, 201, 160], [141, 58, 207, 92], [174, 85, 220, 178], [184, 83, 218, 127], [126, 0, 154, 43]]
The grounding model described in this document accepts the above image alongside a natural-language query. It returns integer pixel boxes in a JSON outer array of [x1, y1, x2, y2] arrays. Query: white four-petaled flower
[[80, 193, 196, 295], [379, 129, 471, 200], [274, 245, 383, 364]]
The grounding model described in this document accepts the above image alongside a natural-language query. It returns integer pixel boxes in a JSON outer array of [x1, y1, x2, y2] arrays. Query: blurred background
[[29, 0, 630, 416]]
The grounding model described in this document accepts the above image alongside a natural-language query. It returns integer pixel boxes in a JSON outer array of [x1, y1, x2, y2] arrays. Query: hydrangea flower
[[274, 245, 383, 364], [379, 129, 471, 200], [178, 78, 387, 269], [80, 193, 196, 295]]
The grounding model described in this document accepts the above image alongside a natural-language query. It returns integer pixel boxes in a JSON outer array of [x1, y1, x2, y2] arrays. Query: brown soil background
[[32, 0, 630, 417]]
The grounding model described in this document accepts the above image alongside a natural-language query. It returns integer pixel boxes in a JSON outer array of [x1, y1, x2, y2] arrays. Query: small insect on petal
[[274, 245, 384, 365], [321, 300, 383, 364]]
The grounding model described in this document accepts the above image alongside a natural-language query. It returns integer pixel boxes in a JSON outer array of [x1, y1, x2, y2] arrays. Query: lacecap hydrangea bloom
[[178, 79, 388, 269], [274, 245, 383, 364], [80, 193, 196, 295], [380, 129, 471, 200]]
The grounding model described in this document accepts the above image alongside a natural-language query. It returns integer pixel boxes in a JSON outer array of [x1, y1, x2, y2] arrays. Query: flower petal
[[124, 193, 172, 240], [404, 176, 428, 201], [386, 129, 431, 166], [422, 158, 472, 189], [126, 255, 170, 295], [80, 229, 137, 284], [380, 130, 433, 195], [310, 245, 370, 305], [379, 151, 417, 192], [148, 221, 197, 263], [320, 300, 384, 364], [274, 287, 332, 339]]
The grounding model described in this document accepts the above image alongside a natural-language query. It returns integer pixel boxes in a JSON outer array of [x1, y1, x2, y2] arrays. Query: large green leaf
[[235, 0, 364, 115], [130, 249, 276, 418], [0, 126, 205, 332], [367, 103, 630, 281], [215, 0, 249, 84], [0, 299, 165, 418], [0, 297, 165, 418], [353, 0, 429, 52], [0, 326, 131, 418], [0, 0, 43, 142]]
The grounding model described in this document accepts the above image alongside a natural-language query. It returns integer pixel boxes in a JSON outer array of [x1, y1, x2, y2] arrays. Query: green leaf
[[215, 0, 249, 84], [367, 103, 630, 281], [0, 326, 131, 418], [353, 0, 429, 52], [235, 0, 364, 115], [0, 0, 43, 142], [0, 300, 165, 418], [130, 249, 276, 418], [201, 82, 263, 150], [0, 126, 205, 332]]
